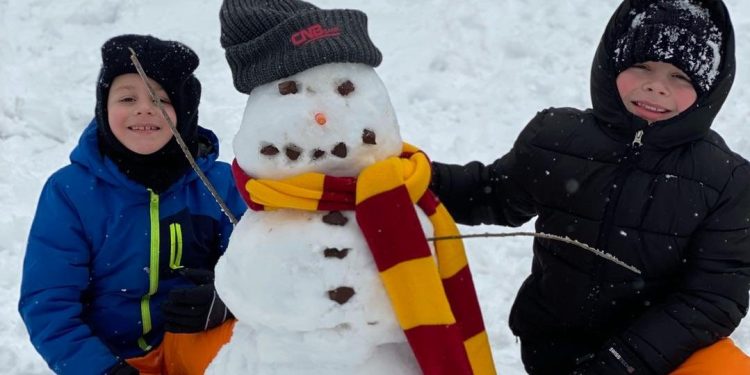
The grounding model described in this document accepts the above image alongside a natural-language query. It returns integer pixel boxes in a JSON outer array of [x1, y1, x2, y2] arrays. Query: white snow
[[2, 0, 749, 374]]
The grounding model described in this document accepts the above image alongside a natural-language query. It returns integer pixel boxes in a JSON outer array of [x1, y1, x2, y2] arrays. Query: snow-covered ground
[[1, 0, 748, 373]]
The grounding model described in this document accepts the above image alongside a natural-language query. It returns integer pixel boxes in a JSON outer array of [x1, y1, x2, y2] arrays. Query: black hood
[[94, 34, 203, 193], [590, 0, 735, 148]]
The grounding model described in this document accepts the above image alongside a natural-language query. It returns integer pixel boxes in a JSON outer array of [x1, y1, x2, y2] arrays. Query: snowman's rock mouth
[[331, 142, 347, 158], [285, 144, 302, 161], [260, 144, 280, 156], [311, 149, 326, 160], [257, 129, 378, 162]]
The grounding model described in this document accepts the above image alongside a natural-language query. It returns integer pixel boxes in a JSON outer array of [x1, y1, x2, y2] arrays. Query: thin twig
[[428, 231, 641, 275], [128, 48, 238, 225]]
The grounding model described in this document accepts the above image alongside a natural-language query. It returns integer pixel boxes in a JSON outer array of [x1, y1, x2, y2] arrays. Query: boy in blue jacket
[[18, 34, 246, 375]]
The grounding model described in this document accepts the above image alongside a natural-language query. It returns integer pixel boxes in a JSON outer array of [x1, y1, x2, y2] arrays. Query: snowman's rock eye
[[337, 80, 355, 96], [362, 129, 376, 145], [278, 81, 298, 95]]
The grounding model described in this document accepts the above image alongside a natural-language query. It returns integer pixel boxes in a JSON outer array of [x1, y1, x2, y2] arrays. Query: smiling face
[[616, 61, 698, 123], [233, 63, 402, 179], [107, 73, 177, 155]]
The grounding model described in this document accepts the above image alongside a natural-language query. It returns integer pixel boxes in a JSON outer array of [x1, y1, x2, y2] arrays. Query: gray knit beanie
[[614, 0, 723, 94], [219, 0, 382, 94]]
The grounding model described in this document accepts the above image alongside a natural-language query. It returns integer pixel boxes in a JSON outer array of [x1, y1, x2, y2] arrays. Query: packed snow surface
[[2, 0, 748, 373]]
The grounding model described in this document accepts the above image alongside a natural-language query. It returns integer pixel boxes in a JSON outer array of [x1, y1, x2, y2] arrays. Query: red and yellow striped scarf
[[231, 144, 496, 375]]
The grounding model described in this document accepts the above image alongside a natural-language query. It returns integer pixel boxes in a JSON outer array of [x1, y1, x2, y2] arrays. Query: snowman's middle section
[[215, 207, 434, 365]]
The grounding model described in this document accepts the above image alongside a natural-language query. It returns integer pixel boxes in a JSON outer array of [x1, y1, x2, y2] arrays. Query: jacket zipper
[[598, 129, 644, 250], [588, 130, 644, 327], [137, 189, 160, 351]]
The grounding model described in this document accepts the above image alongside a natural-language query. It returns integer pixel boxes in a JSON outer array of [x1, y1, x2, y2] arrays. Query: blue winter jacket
[[19, 120, 246, 374]]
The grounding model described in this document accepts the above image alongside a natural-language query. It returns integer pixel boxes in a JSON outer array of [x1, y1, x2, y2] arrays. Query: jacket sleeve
[[430, 115, 541, 227], [580, 163, 750, 374], [18, 176, 120, 374]]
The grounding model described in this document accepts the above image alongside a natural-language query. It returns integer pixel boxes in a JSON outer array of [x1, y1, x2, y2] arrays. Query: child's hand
[[162, 268, 234, 333]]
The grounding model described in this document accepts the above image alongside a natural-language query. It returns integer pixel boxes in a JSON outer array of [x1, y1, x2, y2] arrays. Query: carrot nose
[[315, 112, 327, 126]]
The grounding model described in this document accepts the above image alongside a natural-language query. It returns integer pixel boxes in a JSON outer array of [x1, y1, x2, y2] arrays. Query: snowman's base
[[206, 322, 421, 375]]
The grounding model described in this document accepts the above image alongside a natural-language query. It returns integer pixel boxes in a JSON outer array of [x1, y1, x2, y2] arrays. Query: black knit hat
[[219, 0, 382, 94], [94, 34, 203, 192], [613, 0, 723, 94]]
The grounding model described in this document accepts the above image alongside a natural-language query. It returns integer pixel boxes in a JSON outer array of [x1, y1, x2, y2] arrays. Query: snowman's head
[[233, 62, 401, 179]]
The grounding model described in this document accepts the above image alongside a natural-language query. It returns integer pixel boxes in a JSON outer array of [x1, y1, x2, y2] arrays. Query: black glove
[[107, 360, 139, 375], [571, 338, 644, 375], [162, 268, 233, 333]]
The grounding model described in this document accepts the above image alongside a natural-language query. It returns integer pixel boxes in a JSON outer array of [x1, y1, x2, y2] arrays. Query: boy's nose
[[643, 80, 669, 96], [136, 100, 157, 115]]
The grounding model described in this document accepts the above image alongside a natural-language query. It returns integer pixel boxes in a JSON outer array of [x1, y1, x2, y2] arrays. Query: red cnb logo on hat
[[291, 24, 341, 46]]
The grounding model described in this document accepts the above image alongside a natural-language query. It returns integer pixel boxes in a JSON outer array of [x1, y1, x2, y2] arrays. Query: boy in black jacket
[[431, 0, 750, 374]]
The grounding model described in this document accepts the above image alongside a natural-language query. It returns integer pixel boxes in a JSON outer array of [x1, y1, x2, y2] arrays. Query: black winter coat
[[431, 1, 750, 374]]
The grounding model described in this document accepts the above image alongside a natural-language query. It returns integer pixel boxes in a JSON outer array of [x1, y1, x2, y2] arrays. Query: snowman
[[207, 1, 495, 374]]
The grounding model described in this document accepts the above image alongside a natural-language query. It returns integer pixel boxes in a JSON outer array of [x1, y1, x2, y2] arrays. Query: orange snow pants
[[671, 338, 750, 374], [125, 319, 236, 375], [126, 323, 749, 375]]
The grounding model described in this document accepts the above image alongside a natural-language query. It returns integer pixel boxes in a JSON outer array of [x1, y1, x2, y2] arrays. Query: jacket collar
[[71, 120, 220, 194]]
